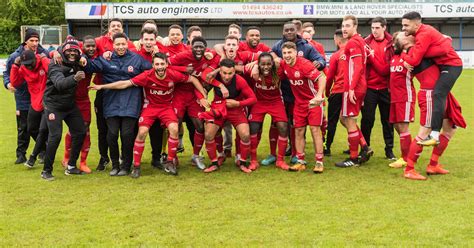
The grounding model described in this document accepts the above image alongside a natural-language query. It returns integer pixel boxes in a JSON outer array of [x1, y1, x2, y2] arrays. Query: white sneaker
[[191, 155, 206, 170]]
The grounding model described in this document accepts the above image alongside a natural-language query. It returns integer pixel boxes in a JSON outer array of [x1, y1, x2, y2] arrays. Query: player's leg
[[15, 109, 29, 164], [63, 108, 87, 175], [427, 119, 456, 175], [390, 122, 411, 168], [234, 123, 252, 173], [249, 121, 263, 171], [190, 117, 206, 170], [360, 88, 377, 148], [379, 89, 395, 159], [41, 110, 64, 180], [203, 122, 221, 173], [94, 91, 110, 171], [325, 93, 342, 156], [274, 121, 290, 170], [26, 109, 48, 168], [423, 66, 462, 145], [105, 117, 121, 176], [130, 125, 150, 178], [117, 117, 137, 176], [149, 121, 164, 169], [310, 125, 324, 173]]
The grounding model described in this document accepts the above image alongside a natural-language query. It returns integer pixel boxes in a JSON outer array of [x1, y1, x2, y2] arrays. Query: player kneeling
[[279, 42, 326, 173], [245, 53, 290, 171], [89, 53, 208, 177]]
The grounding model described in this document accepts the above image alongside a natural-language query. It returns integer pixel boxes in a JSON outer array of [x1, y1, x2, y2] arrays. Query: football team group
[[3, 11, 466, 181]]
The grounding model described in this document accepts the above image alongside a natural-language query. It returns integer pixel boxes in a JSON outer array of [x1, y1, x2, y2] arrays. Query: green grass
[[1, 71, 473, 246]]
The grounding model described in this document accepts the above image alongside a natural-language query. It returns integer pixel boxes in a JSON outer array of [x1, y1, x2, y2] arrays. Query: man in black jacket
[[41, 36, 87, 181]]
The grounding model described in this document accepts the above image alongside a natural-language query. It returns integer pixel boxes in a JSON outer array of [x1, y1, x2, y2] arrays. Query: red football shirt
[[279, 56, 322, 104], [131, 68, 189, 106], [326, 47, 345, 94], [343, 33, 367, 93], [95, 34, 136, 56], [243, 67, 282, 102], [238, 41, 271, 54], [166, 43, 187, 57], [389, 54, 415, 103]]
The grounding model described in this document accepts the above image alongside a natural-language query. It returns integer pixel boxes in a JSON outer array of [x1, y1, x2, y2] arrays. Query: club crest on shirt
[[48, 113, 55, 121], [297, 51, 303, 57], [294, 71, 300, 78], [39, 70, 45, 76], [202, 63, 208, 69], [168, 82, 174, 88], [139, 117, 144, 123], [128, 66, 134, 72]]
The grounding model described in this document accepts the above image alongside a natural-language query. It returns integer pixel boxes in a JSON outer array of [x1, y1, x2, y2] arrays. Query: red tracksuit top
[[10, 55, 50, 112], [365, 32, 393, 90], [343, 33, 367, 93], [326, 46, 345, 95], [401, 24, 462, 67], [95, 34, 137, 56]]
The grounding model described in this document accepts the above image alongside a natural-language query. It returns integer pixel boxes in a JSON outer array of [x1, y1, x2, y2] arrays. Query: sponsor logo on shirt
[[150, 88, 173, 95], [290, 79, 304, 86]]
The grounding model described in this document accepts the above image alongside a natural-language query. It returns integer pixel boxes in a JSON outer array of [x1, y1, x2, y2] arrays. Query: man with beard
[[245, 52, 290, 171], [168, 37, 224, 170], [239, 26, 271, 54], [262, 21, 325, 166], [279, 42, 326, 173], [10, 50, 50, 169], [361, 17, 395, 160], [61, 35, 98, 173], [41, 36, 87, 181], [401, 11, 463, 146], [3, 28, 49, 165], [89, 53, 208, 177], [335, 15, 372, 168], [198, 59, 257, 173], [84, 32, 151, 176], [396, 33, 466, 180]]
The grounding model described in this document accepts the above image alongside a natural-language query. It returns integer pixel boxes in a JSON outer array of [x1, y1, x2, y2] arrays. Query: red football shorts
[[138, 105, 178, 128], [76, 99, 91, 123], [172, 89, 204, 119], [341, 91, 365, 117], [248, 100, 288, 123], [293, 104, 324, 128], [389, 101, 415, 124], [418, 89, 434, 127], [199, 100, 248, 128]]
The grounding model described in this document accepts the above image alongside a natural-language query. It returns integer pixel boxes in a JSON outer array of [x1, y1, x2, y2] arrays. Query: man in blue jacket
[[3, 28, 49, 164], [85, 32, 151, 176], [260, 21, 326, 165]]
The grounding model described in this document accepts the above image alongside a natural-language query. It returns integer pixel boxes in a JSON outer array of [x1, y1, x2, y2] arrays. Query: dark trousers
[[431, 65, 463, 131], [361, 88, 394, 152], [27, 107, 48, 158], [326, 93, 343, 150], [43, 107, 86, 173], [94, 91, 109, 160], [184, 113, 195, 147], [106, 116, 136, 171], [149, 121, 164, 161], [16, 110, 30, 158]]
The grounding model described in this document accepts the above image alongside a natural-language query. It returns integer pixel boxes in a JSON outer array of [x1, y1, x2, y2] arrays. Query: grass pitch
[[0, 71, 473, 246]]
